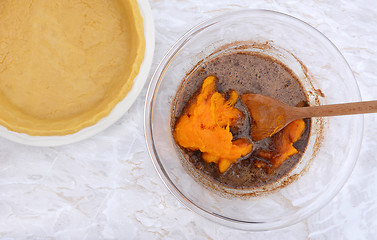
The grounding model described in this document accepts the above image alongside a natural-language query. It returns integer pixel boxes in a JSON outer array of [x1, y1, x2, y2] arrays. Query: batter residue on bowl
[[0, 0, 145, 135]]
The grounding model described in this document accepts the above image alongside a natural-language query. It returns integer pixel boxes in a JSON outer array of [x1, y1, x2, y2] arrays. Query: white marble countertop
[[1, 0, 377, 239]]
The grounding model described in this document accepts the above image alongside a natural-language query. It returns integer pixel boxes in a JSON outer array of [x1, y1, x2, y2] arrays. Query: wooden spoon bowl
[[241, 93, 377, 141]]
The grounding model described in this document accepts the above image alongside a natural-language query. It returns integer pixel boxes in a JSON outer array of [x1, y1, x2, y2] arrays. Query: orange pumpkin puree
[[173, 76, 252, 173], [257, 119, 305, 169]]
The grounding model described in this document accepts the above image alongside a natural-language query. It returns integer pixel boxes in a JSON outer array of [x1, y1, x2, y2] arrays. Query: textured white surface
[[0, 0, 377, 239]]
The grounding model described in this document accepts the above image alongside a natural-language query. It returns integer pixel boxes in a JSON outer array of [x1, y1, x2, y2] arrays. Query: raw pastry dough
[[0, 0, 145, 135]]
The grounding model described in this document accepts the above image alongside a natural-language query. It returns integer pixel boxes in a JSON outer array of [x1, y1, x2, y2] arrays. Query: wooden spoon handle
[[293, 100, 377, 119]]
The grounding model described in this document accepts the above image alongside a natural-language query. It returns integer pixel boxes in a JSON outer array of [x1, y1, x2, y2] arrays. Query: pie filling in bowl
[[0, 0, 145, 136], [145, 10, 362, 231]]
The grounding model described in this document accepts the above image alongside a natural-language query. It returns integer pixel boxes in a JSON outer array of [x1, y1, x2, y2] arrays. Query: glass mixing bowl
[[144, 10, 363, 230]]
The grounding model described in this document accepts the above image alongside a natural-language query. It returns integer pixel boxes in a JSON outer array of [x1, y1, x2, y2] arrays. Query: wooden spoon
[[241, 93, 377, 141]]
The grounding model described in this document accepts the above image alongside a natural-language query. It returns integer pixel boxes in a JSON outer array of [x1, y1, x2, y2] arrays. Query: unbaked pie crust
[[0, 0, 145, 135]]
